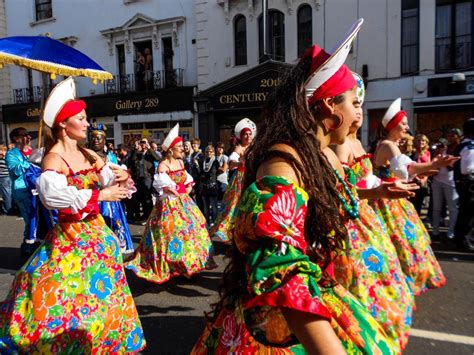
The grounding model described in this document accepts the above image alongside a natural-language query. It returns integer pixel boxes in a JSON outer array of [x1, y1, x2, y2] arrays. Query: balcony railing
[[13, 86, 43, 104], [104, 69, 184, 94]]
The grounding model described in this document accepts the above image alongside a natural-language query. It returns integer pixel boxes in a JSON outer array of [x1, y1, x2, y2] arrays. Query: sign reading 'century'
[[210, 70, 284, 110]]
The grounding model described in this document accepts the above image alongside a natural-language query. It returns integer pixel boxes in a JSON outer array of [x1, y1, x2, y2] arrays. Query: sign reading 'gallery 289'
[[2, 87, 195, 124]]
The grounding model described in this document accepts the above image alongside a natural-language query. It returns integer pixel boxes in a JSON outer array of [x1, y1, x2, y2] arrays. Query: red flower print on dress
[[255, 184, 307, 251], [220, 313, 244, 352]]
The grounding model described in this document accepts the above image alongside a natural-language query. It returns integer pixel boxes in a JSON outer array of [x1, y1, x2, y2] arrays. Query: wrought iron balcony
[[13, 86, 43, 104], [104, 69, 184, 94]]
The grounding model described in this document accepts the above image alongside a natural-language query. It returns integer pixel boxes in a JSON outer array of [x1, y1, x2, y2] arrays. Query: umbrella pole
[[37, 73, 48, 149]]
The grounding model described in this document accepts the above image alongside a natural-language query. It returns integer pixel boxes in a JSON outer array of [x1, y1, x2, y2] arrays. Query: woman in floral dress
[[331, 73, 416, 351], [371, 98, 457, 295], [0, 77, 146, 353], [193, 19, 396, 354], [126, 124, 214, 283], [211, 118, 256, 243]]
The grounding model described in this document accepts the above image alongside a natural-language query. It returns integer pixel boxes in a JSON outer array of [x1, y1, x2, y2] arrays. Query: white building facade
[[0, 0, 11, 144], [195, 0, 474, 147], [3, 0, 198, 146]]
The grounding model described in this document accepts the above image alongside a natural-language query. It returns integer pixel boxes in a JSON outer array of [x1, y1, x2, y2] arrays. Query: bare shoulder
[[233, 145, 244, 155], [84, 148, 101, 161], [378, 140, 400, 156], [158, 161, 169, 173], [84, 148, 106, 168], [42, 151, 66, 173], [330, 142, 351, 163], [374, 139, 401, 166], [256, 143, 303, 187]]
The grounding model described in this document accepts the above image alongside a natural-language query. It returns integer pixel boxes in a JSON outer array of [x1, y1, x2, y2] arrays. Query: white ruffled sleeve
[[153, 172, 176, 199], [102, 162, 137, 198], [365, 172, 381, 189], [229, 151, 240, 163], [99, 164, 116, 187], [389, 154, 414, 181], [37, 171, 95, 213], [185, 171, 194, 186]]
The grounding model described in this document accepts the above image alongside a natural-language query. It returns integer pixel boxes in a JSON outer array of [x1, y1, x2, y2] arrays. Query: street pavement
[[0, 214, 473, 354]]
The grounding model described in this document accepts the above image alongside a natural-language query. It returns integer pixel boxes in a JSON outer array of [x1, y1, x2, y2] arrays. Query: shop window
[[435, 0, 473, 71], [401, 0, 419, 75], [297, 5, 312, 57], [234, 15, 247, 65], [35, 0, 52, 21], [259, 10, 285, 62]]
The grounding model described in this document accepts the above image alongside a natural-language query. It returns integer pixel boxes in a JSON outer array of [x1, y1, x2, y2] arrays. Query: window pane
[[401, 2, 419, 74], [402, 16, 418, 45], [436, 37, 452, 70], [234, 15, 247, 65], [456, 2, 471, 36], [259, 10, 285, 62], [35, 0, 52, 21], [402, 0, 419, 10], [435, 4, 452, 70], [270, 11, 285, 61], [298, 5, 312, 57], [402, 45, 418, 73], [455, 35, 471, 68], [436, 5, 451, 38], [455, 2, 471, 69]]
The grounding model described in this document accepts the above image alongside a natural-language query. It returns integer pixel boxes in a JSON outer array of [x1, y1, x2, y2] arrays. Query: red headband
[[240, 127, 252, 140], [305, 45, 356, 105], [168, 136, 183, 150], [385, 110, 407, 132], [55, 100, 87, 126]]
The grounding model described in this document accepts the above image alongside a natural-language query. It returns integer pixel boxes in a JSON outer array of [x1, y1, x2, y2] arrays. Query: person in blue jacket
[[5, 127, 35, 257], [89, 123, 135, 254]]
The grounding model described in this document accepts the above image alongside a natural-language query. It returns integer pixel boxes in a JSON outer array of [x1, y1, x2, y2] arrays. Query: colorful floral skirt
[[192, 283, 395, 355], [334, 199, 414, 351], [0, 215, 146, 353], [211, 168, 244, 242], [126, 194, 213, 283], [100, 201, 134, 254], [369, 198, 445, 295]]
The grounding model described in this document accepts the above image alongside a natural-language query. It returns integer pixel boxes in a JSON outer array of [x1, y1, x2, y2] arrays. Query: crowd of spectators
[[396, 121, 474, 251], [112, 136, 231, 227], [1, 121, 472, 251]]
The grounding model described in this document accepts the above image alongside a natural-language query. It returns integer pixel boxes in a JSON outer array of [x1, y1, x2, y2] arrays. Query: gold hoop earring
[[322, 112, 344, 132], [332, 112, 344, 130]]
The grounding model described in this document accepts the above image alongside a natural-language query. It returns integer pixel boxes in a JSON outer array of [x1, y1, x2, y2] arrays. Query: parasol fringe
[[0, 52, 113, 80]]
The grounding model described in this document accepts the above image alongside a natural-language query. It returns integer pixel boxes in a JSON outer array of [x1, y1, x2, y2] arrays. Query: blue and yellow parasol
[[0, 35, 112, 83]]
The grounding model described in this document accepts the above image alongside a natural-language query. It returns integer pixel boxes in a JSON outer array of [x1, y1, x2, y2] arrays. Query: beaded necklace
[[333, 168, 360, 219]]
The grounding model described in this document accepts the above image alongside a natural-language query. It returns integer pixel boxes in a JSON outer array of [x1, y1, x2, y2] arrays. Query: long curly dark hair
[[207, 55, 349, 321]]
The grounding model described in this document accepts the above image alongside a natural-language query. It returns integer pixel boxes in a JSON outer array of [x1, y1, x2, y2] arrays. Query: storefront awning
[[413, 95, 474, 112], [117, 110, 193, 123]]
